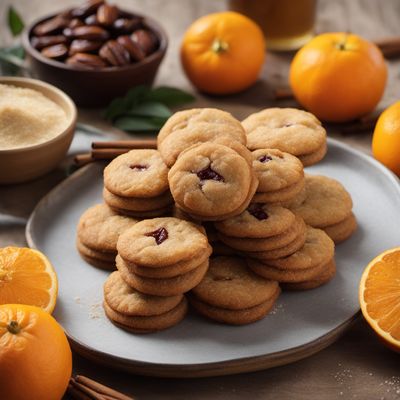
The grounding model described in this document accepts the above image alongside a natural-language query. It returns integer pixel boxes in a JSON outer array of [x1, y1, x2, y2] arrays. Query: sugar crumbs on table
[[89, 302, 103, 319]]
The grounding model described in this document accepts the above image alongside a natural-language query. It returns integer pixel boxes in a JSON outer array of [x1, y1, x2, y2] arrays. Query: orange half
[[359, 247, 400, 352], [0, 247, 58, 313]]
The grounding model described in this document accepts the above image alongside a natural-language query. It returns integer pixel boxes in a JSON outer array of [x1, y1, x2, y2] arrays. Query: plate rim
[[25, 138, 400, 377]]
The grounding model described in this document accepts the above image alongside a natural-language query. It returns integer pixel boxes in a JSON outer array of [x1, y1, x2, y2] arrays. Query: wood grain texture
[[1, 0, 400, 399]]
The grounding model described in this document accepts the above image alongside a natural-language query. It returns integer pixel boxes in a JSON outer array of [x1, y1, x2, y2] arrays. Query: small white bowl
[[0, 77, 77, 184]]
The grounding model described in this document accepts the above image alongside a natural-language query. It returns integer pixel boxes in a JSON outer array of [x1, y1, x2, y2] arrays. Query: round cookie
[[127, 245, 212, 279], [117, 217, 209, 267], [322, 212, 357, 244], [103, 297, 188, 333], [103, 187, 173, 212], [282, 259, 336, 290], [191, 256, 279, 310], [117, 255, 209, 296], [298, 142, 327, 167], [104, 149, 169, 198], [218, 215, 306, 252], [261, 227, 335, 270], [104, 271, 183, 316], [77, 203, 138, 252], [214, 204, 296, 238], [252, 179, 305, 204], [291, 174, 353, 227], [157, 108, 246, 166], [252, 149, 304, 193], [168, 143, 253, 217], [189, 289, 280, 325], [242, 108, 327, 164], [77, 239, 117, 263]]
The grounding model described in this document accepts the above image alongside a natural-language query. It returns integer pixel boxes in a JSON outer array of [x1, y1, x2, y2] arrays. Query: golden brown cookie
[[157, 108, 246, 166], [243, 108, 327, 166], [103, 297, 188, 333], [117, 255, 209, 296], [104, 149, 169, 198], [168, 143, 254, 218], [117, 217, 209, 267], [291, 174, 353, 227], [251, 178, 305, 204]]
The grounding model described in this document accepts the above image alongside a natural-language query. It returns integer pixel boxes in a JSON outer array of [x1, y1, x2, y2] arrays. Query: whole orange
[[181, 11, 266, 95], [372, 101, 400, 176], [0, 304, 72, 400], [289, 32, 387, 122]]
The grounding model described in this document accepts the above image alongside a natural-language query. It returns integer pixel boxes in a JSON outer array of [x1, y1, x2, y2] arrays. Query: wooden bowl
[[0, 77, 77, 185], [22, 11, 168, 107]]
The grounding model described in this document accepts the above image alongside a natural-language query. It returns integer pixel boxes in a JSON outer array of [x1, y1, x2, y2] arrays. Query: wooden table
[[1, 1, 399, 399]]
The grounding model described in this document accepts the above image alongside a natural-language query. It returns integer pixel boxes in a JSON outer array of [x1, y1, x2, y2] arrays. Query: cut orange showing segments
[[0, 247, 58, 313], [359, 247, 400, 352]]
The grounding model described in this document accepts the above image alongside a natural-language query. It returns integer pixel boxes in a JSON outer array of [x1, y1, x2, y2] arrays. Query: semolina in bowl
[[0, 77, 77, 184]]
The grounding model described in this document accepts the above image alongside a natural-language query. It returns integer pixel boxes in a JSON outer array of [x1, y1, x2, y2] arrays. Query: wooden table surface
[[1, 1, 399, 399]]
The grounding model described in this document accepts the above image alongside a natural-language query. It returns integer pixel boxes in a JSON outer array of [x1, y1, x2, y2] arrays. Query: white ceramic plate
[[26, 138, 400, 377]]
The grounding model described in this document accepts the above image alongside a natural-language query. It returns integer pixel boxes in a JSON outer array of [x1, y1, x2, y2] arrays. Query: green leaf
[[0, 45, 27, 76], [128, 101, 172, 119], [125, 85, 150, 108], [114, 116, 166, 132], [104, 97, 128, 121], [146, 86, 195, 107], [8, 7, 24, 37]]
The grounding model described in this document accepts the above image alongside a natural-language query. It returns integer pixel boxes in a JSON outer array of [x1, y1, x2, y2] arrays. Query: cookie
[[77, 239, 116, 262], [189, 291, 280, 325], [176, 170, 259, 221], [246, 225, 307, 260], [108, 206, 171, 218], [104, 149, 169, 198], [298, 142, 327, 167], [103, 187, 173, 212], [291, 174, 353, 227], [117, 255, 209, 296], [282, 258, 336, 290], [322, 212, 357, 244], [157, 108, 246, 167], [189, 256, 280, 325], [127, 245, 212, 279], [104, 271, 183, 315], [242, 108, 327, 166], [251, 178, 305, 204], [117, 217, 209, 267], [168, 143, 254, 218], [247, 227, 335, 283], [218, 215, 305, 252], [214, 204, 296, 238], [77, 204, 138, 253], [252, 149, 304, 193], [103, 296, 188, 333]]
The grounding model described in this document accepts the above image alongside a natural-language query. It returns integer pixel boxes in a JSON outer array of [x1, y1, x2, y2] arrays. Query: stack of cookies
[[157, 108, 247, 167], [215, 204, 306, 261], [242, 108, 327, 167], [291, 175, 357, 244], [189, 257, 281, 325], [76, 204, 138, 270], [103, 149, 173, 218], [251, 149, 305, 207], [247, 227, 336, 290], [168, 142, 258, 221], [103, 271, 188, 333]]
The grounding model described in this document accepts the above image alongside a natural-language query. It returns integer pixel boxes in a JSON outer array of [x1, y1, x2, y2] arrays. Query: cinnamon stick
[[92, 139, 157, 149], [67, 383, 95, 400], [75, 375, 134, 400], [273, 87, 294, 100], [74, 153, 94, 167], [91, 148, 132, 159], [373, 37, 400, 58], [70, 378, 107, 400]]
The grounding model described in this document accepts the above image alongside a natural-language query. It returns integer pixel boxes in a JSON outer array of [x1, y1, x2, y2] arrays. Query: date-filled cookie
[[189, 256, 280, 325], [168, 143, 257, 219], [157, 108, 246, 167], [103, 149, 173, 217], [242, 108, 327, 166]]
